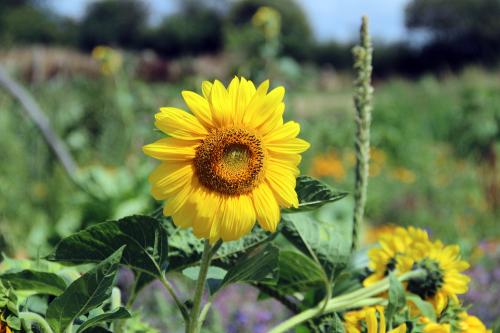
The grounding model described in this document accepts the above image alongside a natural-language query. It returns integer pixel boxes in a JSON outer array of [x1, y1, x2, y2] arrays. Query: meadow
[[0, 49, 498, 331]]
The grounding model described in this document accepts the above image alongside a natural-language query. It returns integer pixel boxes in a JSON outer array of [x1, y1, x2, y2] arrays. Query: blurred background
[[0, 0, 498, 331]]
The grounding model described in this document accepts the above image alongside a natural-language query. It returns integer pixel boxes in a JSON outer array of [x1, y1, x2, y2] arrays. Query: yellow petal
[[148, 162, 193, 199], [243, 85, 283, 128], [266, 166, 299, 208], [181, 91, 214, 129], [263, 121, 300, 143], [365, 307, 377, 333], [252, 183, 280, 232], [202, 80, 213, 99], [266, 137, 310, 155], [210, 80, 232, 126], [217, 195, 256, 242], [142, 137, 197, 161], [163, 178, 194, 217], [155, 107, 208, 140]]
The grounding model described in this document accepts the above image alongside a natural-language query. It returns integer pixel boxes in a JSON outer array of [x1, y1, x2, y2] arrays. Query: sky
[[46, 0, 411, 42]]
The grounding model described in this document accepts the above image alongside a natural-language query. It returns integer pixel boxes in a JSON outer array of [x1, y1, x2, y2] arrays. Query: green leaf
[[276, 250, 327, 294], [406, 293, 437, 322], [213, 244, 279, 294], [76, 307, 131, 333], [163, 216, 273, 271], [84, 328, 112, 333], [1, 270, 67, 296], [385, 273, 406, 324], [46, 247, 124, 333], [281, 206, 352, 276], [47, 215, 168, 278], [283, 176, 348, 213]]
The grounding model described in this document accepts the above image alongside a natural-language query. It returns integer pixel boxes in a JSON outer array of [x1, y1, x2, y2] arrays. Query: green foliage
[[281, 209, 353, 275], [213, 243, 279, 293], [76, 307, 131, 333], [48, 215, 168, 278], [0, 270, 67, 296], [46, 248, 124, 333], [228, 0, 313, 60], [284, 176, 348, 213], [385, 273, 406, 325], [276, 250, 327, 294]]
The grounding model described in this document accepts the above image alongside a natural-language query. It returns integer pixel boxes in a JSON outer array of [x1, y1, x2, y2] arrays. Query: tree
[[78, 0, 148, 50], [228, 0, 313, 61], [405, 0, 500, 67]]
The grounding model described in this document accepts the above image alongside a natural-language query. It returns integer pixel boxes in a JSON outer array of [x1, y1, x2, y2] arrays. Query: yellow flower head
[[400, 240, 470, 314], [252, 6, 281, 39], [344, 306, 407, 333], [91, 45, 123, 75], [143, 78, 309, 243], [458, 312, 492, 333], [364, 227, 430, 286]]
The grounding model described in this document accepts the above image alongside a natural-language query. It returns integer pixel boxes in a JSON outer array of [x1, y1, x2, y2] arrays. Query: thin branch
[[0, 65, 78, 181]]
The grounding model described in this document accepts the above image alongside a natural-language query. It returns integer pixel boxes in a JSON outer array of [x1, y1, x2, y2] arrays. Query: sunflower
[[422, 322, 450, 333], [143, 77, 309, 242], [400, 240, 470, 314], [458, 312, 492, 333], [364, 227, 430, 286], [344, 306, 407, 333]]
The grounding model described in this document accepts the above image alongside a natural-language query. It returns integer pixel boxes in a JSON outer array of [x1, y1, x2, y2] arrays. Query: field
[[0, 54, 498, 331]]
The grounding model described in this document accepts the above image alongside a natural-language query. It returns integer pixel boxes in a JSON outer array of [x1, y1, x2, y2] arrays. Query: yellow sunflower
[[143, 77, 309, 243], [422, 322, 450, 333], [344, 306, 407, 333], [364, 227, 430, 286], [399, 240, 470, 314], [458, 312, 492, 333]]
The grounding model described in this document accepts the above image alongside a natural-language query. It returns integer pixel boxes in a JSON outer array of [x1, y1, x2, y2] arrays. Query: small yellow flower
[[91, 45, 123, 75], [344, 306, 407, 333], [310, 151, 346, 181], [364, 227, 430, 286], [391, 167, 416, 184], [252, 6, 281, 39], [143, 78, 309, 243]]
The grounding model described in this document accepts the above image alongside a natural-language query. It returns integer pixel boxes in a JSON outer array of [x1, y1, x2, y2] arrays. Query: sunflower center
[[407, 259, 444, 299], [194, 127, 266, 195]]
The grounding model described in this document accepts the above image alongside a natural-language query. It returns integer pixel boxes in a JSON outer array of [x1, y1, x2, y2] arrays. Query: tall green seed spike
[[352, 16, 373, 251]]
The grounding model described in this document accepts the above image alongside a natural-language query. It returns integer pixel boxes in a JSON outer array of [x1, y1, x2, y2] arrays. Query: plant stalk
[[19, 312, 54, 333], [352, 15, 374, 250], [268, 269, 425, 333], [187, 239, 216, 333]]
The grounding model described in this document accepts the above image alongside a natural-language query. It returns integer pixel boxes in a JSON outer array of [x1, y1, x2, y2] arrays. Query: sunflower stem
[[19, 312, 54, 333], [268, 269, 426, 333], [187, 239, 217, 333], [352, 15, 374, 251]]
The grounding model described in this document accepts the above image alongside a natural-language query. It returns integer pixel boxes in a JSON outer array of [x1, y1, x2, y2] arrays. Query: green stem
[[160, 274, 190, 322], [19, 312, 54, 333], [268, 269, 425, 333], [187, 239, 216, 333]]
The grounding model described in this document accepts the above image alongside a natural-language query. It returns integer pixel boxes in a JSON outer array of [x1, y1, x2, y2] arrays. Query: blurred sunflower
[[344, 306, 407, 333], [143, 77, 309, 242], [422, 322, 450, 333], [401, 241, 470, 314], [364, 227, 430, 286], [91, 45, 123, 76], [458, 312, 492, 333], [310, 151, 346, 181]]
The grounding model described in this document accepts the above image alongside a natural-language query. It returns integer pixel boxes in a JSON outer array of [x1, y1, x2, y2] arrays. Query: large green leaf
[[46, 247, 124, 333], [76, 307, 131, 333], [162, 216, 273, 271], [275, 250, 327, 294], [284, 176, 347, 213], [0, 270, 67, 296], [212, 244, 279, 293], [281, 206, 352, 275], [47, 215, 168, 278]]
